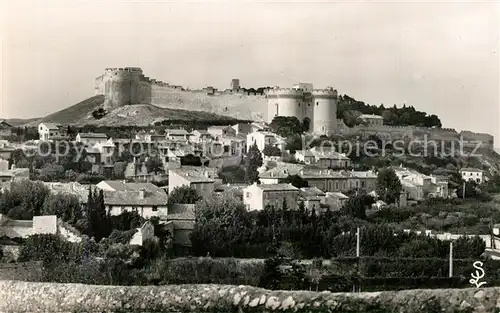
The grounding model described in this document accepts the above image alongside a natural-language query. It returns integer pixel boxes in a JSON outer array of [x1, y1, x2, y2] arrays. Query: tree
[[38, 164, 65, 182], [244, 143, 263, 184], [42, 193, 82, 224], [113, 161, 128, 179], [146, 157, 164, 174], [284, 175, 308, 188], [190, 193, 251, 257], [376, 168, 402, 204], [83, 187, 110, 241], [269, 116, 303, 138], [262, 145, 282, 157], [258, 256, 283, 290], [341, 195, 367, 219], [0, 180, 50, 219], [168, 186, 201, 204]]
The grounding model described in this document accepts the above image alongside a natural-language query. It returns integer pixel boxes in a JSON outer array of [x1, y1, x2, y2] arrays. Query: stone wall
[[0, 280, 498, 313]]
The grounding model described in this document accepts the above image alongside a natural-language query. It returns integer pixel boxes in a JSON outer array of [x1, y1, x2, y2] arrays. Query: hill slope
[[23, 95, 239, 127]]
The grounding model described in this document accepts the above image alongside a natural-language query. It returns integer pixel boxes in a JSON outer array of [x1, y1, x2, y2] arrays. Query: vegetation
[[376, 168, 403, 204], [269, 116, 305, 137], [244, 143, 263, 184], [262, 145, 282, 157], [168, 186, 201, 204], [337, 95, 442, 128]]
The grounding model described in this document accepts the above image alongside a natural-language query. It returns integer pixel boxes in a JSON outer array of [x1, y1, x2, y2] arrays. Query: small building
[[207, 126, 237, 140], [460, 168, 484, 184], [165, 129, 191, 141], [0, 214, 81, 242], [298, 187, 325, 211], [38, 123, 65, 141], [242, 182, 299, 211], [0, 120, 13, 138], [190, 130, 214, 144], [246, 131, 285, 154], [76, 132, 108, 146], [359, 114, 384, 126], [325, 192, 349, 211], [168, 166, 218, 199], [164, 204, 196, 249], [231, 123, 253, 135], [95, 181, 169, 218], [129, 221, 156, 246]]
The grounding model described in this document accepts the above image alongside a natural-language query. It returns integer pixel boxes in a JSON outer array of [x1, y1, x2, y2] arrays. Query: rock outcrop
[[0, 280, 498, 312]]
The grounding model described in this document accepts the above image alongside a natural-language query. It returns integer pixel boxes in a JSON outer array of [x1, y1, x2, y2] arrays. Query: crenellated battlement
[[265, 88, 305, 98], [312, 88, 338, 99]]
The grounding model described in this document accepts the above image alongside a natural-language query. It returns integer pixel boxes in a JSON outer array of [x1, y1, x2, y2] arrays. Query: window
[[152, 206, 158, 212], [316, 102, 319, 106], [246, 192, 251, 198]]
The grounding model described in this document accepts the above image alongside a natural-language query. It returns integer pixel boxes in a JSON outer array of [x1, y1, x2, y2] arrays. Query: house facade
[[243, 183, 299, 211], [38, 123, 65, 141], [76, 133, 108, 146], [460, 168, 484, 184], [168, 166, 217, 199]]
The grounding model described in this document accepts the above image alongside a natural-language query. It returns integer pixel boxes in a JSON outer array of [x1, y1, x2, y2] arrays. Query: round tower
[[312, 87, 338, 135], [265, 87, 304, 123], [102, 67, 143, 110]]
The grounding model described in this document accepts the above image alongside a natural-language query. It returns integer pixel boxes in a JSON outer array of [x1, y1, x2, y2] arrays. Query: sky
[[0, 0, 499, 140]]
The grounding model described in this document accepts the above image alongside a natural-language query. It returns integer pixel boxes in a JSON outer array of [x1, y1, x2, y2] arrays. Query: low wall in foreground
[[0, 280, 498, 313]]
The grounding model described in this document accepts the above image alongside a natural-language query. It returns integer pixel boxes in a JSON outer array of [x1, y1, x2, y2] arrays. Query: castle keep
[[266, 84, 338, 135], [94, 67, 182, 111]]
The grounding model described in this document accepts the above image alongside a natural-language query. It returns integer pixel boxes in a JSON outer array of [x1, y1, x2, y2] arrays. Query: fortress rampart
[[0, 280, 498, 313], [93, 68, 494, 144]]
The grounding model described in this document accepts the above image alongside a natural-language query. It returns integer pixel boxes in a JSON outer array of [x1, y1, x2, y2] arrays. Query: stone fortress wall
[[0, 280, 498, 313], [94, 67, 493, 146]]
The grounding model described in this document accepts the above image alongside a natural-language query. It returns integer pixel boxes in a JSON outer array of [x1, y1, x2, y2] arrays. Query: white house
[[165, 129, 191, 141], [460, 168, 484, 184], [38, 123, 65, 141], [246, 131, 285, 154], [95, 181, 169, 218], [359, 114, 384, 126], [207, 126, 236, 140], [76, 133, 108, 146], [242, 182, 299, 211], [168, 166, 218, 199]]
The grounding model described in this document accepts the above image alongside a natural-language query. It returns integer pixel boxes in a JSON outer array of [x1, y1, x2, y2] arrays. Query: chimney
[[139, 188, 145, 199]]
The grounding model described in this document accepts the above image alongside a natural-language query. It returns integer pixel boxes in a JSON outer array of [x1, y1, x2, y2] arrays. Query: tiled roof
[[359, 114, 383, 119], [326, 192, 349, 199], [169, 166, 217, 183], [40, 123, 59, 130], [5, 219, 33, 227], [166, 129, 190, 135], [78, 132, 107, 138], [254, 183, 298, 191], [300, 187, 326, 197], [99, 181, 163, 193], [103, 190, 168, 206], [460, 168, 483, 173]]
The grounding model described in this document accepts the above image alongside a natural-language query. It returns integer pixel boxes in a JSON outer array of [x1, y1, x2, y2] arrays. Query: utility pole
[[356, 227, 361, 293], [449, 241, 453, 278], [356, 227, 360, 257]]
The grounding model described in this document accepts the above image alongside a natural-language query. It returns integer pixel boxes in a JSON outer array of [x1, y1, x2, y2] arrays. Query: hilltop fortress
[[94, 67, 494, 146]]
